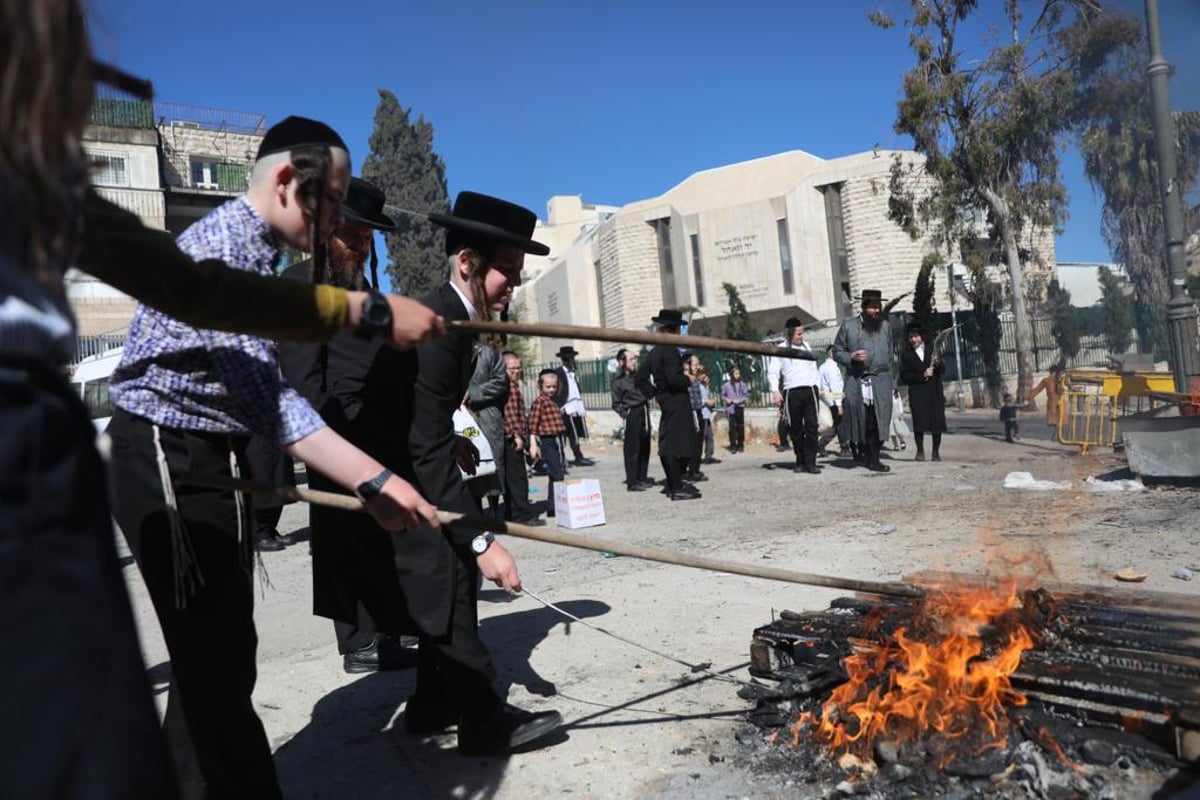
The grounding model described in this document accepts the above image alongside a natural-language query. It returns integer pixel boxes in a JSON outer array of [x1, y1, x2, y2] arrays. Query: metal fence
[[72, 334, 126, 366]]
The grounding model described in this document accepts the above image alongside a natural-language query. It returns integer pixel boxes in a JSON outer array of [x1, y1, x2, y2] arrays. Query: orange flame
[[793, 578, 1036, 767]]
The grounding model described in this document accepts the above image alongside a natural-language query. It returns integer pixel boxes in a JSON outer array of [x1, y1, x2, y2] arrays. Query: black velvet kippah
[[256, 116, 348, 161]]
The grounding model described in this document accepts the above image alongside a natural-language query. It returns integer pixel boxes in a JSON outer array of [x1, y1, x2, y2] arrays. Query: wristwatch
[[357, 290, 393, 339], [470, 531, 495, 555], [354, 468, 393, 502]]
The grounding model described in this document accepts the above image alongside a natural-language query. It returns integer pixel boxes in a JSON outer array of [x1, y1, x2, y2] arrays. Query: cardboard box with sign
[[553, 478, 606, 529]]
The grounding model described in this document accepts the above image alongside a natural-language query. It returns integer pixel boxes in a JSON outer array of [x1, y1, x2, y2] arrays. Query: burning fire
[[793, 578, 1037, 767]]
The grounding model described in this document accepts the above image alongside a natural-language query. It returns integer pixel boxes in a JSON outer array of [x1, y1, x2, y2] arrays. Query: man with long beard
[[273, 177, 424, 673], [833, 290, 895, 472]]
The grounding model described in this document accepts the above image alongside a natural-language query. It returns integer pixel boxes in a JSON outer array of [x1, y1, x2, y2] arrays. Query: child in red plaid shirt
[[528, 370, 567, 517]]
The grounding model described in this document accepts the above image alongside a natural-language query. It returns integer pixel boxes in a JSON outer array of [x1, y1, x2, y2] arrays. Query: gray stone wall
[[840, 172, 935, 309], [602, 215, 661, 333]]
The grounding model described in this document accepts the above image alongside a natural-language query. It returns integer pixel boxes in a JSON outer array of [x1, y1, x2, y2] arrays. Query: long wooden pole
[[448, 319, 816, 361], [179, 473, 922, 599]]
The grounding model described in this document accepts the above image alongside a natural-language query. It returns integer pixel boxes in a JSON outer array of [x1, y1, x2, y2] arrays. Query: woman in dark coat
[[898, 322, 947, 461]]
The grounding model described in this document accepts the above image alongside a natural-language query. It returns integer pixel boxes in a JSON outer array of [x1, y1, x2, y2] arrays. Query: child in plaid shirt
[[529, 369, 567, 517]]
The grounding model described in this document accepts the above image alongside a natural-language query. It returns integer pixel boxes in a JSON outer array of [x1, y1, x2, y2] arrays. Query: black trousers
[[0, 364, 178, 800], [334, 621, 376, 655], [864, 405, 885, 465], [623, 405, 651, 485], [819, 404, 848, 450], [727, 405, 745, 449], [414, 549, 500, 720], [502, 437, 531, 521], [108, 409, 279, 800], [785, 386, 819, 468], [660, 453, 688, 492], [560, 412, 585, 461]]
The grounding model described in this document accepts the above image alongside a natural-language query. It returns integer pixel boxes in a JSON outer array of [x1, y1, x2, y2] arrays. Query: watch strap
[[354, 468, 393, 502], [357, 290, 393, 338]]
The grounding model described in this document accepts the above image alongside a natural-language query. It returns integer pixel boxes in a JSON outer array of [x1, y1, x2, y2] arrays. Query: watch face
[[367, 298, 391, 326]]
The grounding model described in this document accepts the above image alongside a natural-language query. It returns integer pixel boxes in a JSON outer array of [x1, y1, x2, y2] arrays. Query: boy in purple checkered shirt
[[105, 117, 440, 800]]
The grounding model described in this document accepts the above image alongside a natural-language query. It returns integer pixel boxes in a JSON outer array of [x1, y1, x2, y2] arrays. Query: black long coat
[[899, 345, 947, 434], [403, 283, 487, 634], [276, 261, 420, 635], [640, 345, 697, 459]]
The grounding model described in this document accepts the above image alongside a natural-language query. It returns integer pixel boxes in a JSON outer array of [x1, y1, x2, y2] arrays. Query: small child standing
[[529, 369, 567, 518], [1000, 392, 1024, 442], [890, 387, 910, 451]]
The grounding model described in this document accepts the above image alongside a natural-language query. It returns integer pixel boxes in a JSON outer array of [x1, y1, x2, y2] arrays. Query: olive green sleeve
[[77, 190, 348, 341]]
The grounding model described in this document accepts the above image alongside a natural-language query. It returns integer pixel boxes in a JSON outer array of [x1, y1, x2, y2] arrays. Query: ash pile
[[734, 576, 1200, 799]]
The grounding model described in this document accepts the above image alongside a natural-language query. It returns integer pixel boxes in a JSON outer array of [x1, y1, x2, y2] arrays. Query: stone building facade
[[69, 98, 266, 340], [517, 149, 1058, 365]]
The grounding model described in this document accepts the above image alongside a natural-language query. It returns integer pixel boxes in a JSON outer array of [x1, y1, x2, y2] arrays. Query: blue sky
[[90, 0, 1198, 270]]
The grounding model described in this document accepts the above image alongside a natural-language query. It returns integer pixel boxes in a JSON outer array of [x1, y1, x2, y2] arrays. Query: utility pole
[[1145, 0, 1200, 392]]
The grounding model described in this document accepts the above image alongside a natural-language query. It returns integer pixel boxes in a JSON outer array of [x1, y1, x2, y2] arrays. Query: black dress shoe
[[572, 457, 595, 467], [626, 483, 648, 492], [511, 516, 546, 527], [458, 703, 563, 756], [403, 693, 460, 736], [343, 636, 418, 674], [914, 453, 926, 462], [253, 533, 286, 552], [702, 457, 721, 465], [866, 461, 891, 473], [931, 453, 942, 462], [802, 465, 821, 475], [669, 485, 702, 501], [636, 479, 657, 489]]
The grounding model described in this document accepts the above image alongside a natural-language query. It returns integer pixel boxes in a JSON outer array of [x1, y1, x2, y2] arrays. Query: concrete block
[[1124, 427, 1200, 478]]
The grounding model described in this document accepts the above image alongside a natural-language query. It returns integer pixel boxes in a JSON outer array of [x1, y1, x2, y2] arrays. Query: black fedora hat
[[856, 289, 886, 305], [556, 346, 579, 359], [651, 308, 684, 326], [341, 178, 396, 232], [905, 320, 926, 335], [429, 191, 550, 256]]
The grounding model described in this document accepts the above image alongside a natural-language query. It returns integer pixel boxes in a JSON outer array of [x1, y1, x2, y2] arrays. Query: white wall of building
[[520, 148, 1058, 365]]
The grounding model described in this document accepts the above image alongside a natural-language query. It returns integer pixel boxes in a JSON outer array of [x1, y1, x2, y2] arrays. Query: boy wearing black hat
[[401, 192, 563, 754], [898, 322, 947, 460], [105, 119, 442, 799], [553, 345, 593, 466]]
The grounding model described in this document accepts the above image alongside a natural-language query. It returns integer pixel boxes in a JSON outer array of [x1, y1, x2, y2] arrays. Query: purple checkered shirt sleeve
[[109, 198, 325, 445]]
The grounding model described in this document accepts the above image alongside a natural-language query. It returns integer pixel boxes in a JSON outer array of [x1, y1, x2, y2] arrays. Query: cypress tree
[[912, 254, 939, 337], [1045, 279, 1080, 365], [361, 89, 450, 297], [721, 282, 762, 392], [1097, 266, 1133, 356]]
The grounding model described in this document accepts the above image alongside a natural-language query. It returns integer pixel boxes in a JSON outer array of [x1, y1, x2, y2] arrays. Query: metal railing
[[89, 85, 154, 129], [154, 102, 267, 135]]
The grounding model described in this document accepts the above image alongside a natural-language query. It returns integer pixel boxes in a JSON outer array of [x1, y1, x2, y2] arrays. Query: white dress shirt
[[818, 358, 845, 407], [767, 341, 820, 392]]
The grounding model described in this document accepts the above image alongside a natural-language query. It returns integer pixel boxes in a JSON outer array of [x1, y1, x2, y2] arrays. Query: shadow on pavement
[[274, 598, 610, 799]]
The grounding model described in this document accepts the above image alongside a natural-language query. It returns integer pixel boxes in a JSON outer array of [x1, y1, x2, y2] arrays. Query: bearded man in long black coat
[[833, 289, 894, 472]]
